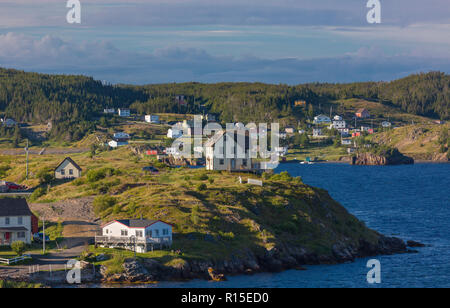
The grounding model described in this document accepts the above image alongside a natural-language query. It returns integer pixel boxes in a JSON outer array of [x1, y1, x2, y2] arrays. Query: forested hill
[[306, 72, 449, 120], [130, 71, 450, 122], [0, 68, 146, 140], [0, 68, 448, 141]]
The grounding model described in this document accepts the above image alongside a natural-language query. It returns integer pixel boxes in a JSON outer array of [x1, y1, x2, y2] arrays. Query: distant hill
[[0, 68, 448, 142]]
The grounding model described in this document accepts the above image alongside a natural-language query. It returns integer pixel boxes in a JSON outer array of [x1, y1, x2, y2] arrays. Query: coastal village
[[0, 93, 447, 286]]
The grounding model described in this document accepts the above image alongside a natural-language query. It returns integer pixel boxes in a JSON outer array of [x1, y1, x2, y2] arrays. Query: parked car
[[33, 233, 50, 243], [142, 166, 159, 173]]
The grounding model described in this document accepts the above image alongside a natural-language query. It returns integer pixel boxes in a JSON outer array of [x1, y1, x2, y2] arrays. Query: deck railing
[[95, 236, 171, 245]]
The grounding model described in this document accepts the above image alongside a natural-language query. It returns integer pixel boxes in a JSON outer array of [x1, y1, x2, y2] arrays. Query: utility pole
[[25, 139, 29, 180], [42, 218, 45, 254]]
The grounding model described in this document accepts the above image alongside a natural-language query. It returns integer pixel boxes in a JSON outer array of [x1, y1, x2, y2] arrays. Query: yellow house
[[54, 157, 82, 180]]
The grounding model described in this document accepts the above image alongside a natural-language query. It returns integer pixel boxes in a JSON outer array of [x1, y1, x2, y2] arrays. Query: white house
[[145, 115, 160, 124], [0, 198, 36, 246], [113, 132, 130, 140], [274, 146, 288, 156], [103, 108, 116, 114], [205, 130, 253, 171], [341, 139, 352, 146], [313, 114, 331, 124], [54, 157, 82, 180], [1, 118, 17, 127], [382, 121, 392, 128], [165, 147, 180, 156], [331, 120, 346, 129], [167, 127, 183, 139], [118, 109, 131, 117], [313, 128, 323, 137], [108, 140, 128, 148], [96, 219, 173, 253]]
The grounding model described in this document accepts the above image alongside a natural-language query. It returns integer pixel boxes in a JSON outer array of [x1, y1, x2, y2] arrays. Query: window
[[5, 217, 9, 225], [105, 229, 109, 234], [18, 232, 25, 238], [243, 159, 247, 166], [154, 229, 159, 236], [121, 230, 128, 236], [163, 229, 169, 235], [146, 230, 152, 237], [136, 231, 143, 238], [69, 169, 74, 175], [219, 159, 224, 165], [61, 169, 65, 175], [18, 217, 23, 224]]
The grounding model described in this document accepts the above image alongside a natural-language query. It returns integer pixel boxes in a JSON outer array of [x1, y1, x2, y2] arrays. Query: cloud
[[0, 33, 449, 84], [1, 0, 449, 28]]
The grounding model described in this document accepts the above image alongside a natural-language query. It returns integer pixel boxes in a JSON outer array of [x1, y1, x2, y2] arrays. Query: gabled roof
[[103, 219, 173, 229], [0, 198, 33, 217], [204, 130, 225, 147], [356, 108, 369, 113], [55, 157, 82, 171]]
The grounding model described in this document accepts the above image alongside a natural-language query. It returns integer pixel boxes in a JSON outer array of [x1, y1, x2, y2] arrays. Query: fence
[[0, 254, 31, 265]]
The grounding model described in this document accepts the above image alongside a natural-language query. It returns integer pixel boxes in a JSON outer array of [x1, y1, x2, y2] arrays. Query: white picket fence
[[0, 254, 31, 265]]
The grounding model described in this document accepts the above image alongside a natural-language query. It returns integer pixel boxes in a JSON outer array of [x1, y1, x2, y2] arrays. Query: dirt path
[[1, 199, 100, 280]]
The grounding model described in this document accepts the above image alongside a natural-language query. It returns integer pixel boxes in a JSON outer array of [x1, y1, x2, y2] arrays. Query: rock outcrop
[[351, 151, 414, 165]]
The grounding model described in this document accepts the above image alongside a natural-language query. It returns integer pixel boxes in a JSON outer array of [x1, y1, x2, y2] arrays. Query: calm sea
[[151, 163, 450, 288]]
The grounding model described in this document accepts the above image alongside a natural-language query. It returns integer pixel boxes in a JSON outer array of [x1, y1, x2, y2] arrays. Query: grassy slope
[[371, 123, 449, 160], [1, 147, 379, 265]]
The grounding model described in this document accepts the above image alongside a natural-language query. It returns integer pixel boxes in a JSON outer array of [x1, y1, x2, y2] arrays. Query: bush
[[93, 195, 117, 215], [86, 168, 118, 183], [29, 187, 46, 201], [72, 178, 85, 186], [196, 183, 207, 191], [37, 168, 54, 184], [11, 241, 26, 256], [193, 174, 209, 181]]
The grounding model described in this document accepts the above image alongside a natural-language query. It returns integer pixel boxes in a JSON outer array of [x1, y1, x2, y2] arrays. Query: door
[[5, 232, 10, 243]]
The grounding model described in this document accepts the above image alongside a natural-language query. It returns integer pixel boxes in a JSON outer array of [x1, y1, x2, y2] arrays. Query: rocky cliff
[[351, 150, 414, 165]]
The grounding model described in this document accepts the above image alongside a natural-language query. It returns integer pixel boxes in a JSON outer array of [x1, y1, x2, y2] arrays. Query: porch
[[95, 235, 172, 252], [0, 227, 29, 246]]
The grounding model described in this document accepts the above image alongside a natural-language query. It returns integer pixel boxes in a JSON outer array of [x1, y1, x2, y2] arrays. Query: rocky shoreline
[[1, 235, 416, 287], [351, 151, 414, 166]]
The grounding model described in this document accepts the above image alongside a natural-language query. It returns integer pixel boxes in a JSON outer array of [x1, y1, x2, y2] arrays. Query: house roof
[[356, 108, 368, 113], [103, 219, 173, 229], [0, 198, 33, 217], [55, 157, 82, 172], [204, 130, 225, 147]]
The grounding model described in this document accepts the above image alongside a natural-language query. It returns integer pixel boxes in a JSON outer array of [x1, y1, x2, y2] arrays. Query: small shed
[[54, 157, 82, 179]]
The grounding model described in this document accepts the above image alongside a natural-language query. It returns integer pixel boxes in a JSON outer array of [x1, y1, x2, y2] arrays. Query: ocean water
[[151, 163, 450, 288]]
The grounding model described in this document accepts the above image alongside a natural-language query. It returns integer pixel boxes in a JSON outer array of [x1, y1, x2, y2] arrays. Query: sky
[[0, 0, 449, 84]]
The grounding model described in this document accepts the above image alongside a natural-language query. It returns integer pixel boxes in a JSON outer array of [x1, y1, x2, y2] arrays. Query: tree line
[[0, 68, 448, 142]]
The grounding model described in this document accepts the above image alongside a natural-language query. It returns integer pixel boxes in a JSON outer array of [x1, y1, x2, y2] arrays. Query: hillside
[[372, 123, 450, 161], [0, 147, 407, 280], [0, 68, 448, 146]]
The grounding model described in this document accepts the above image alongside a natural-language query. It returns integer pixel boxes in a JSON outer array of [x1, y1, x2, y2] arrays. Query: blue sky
[[0, 0, 449, 84]]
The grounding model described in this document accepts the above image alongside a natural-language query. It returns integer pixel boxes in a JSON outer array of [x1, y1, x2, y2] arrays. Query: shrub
[[37, 168, 54, 184], [93, 195, 117, 215], [86, 168, 118, 183], [29, 187, 46, 201], [11, 241, 26, 256], [72, 178, 85, 186], [193, 174, 209, 181], [196, 183, 207, 191]]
